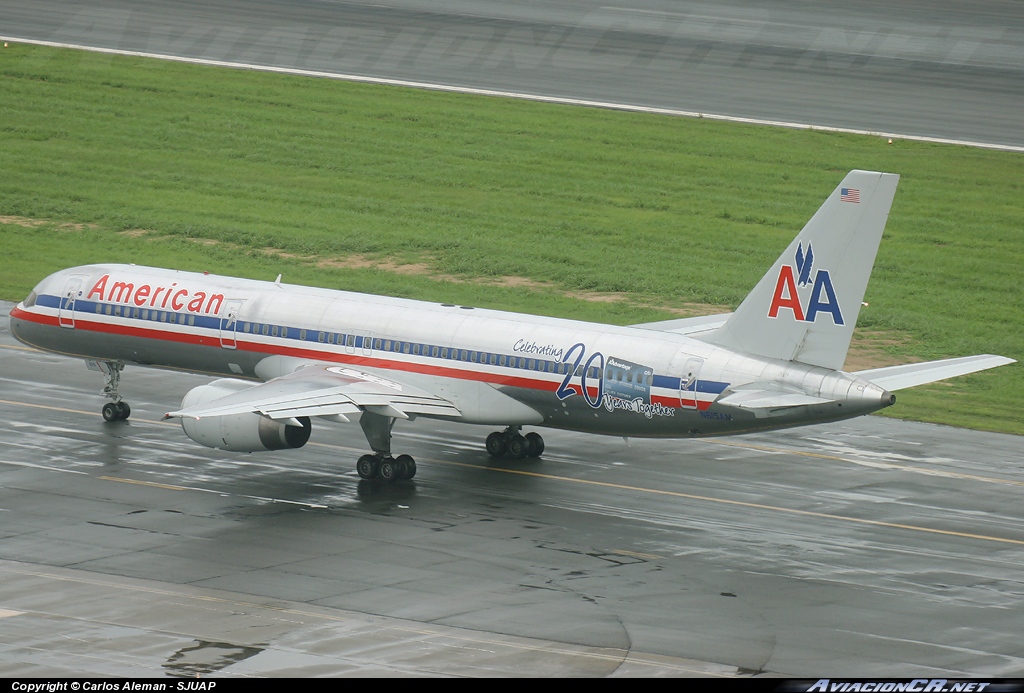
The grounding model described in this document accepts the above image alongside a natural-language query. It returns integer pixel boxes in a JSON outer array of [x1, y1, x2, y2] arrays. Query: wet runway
[[1, 0, 1022, 147], [1, 1, 1023, 676], [1, 303, 1022, 676]]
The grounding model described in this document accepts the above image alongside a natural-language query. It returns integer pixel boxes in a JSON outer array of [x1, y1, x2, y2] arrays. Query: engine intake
[[179, 379, 311, 452]]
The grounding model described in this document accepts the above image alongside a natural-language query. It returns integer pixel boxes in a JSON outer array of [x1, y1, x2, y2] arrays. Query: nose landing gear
[[92, 360, 131, 422]]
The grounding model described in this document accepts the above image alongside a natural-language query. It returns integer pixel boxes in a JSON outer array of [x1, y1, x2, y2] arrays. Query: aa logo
[[767, 242, 844, 325]]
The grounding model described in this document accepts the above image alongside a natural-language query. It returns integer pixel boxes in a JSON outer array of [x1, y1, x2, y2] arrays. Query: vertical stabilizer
[[706, 170, 899, 371]]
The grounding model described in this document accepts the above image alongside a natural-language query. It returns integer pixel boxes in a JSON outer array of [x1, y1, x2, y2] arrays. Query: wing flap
[[166, 364, 462, 421], [854, 354, 1015, 391]]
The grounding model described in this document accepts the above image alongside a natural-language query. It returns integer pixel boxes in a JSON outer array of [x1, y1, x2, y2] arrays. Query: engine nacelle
[[179, 379, 311, 452]]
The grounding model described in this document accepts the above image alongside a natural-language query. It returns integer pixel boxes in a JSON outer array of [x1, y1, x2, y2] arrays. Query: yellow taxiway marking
[[448, 460, 1024, 547], [0, 399, 178, 426], [705, 438, 1024, 488], [97, 475, 189, 491], [3, 399, 1021, 546], [0, 343, 38, 352], [612, 549, 664, 560]]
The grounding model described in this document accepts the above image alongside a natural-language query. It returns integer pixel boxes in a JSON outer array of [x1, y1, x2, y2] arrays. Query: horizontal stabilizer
[[631, 313, 732, 336], [716, 390, 834, 409], [854, 354, 1015, 391]]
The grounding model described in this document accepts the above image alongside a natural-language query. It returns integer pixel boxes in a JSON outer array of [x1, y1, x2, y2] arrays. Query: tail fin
[[705, 170, 899, 371]]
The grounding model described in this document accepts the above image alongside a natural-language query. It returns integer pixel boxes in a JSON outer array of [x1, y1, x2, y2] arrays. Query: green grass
[[1, 44, 1021, 434]]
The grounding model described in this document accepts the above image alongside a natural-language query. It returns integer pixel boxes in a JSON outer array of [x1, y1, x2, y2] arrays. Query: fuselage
[[9, 264, 893, 437]]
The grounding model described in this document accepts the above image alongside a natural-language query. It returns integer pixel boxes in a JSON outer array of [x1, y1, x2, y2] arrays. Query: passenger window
[[431, 346, 439, 357]]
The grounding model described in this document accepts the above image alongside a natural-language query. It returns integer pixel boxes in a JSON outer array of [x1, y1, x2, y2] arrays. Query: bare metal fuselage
[[10, 264, 892, 439]]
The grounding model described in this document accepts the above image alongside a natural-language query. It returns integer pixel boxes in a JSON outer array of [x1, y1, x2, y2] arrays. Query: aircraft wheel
[[507, 434, 529, 460], [525, 432, 544, 458], [396, 454, 416, 480], [102, 402, 120, 422], [116, 401, 131, 420], [485, 432, 507, 457], [357, 454, 380, 480], [379, 458, 400, 483]]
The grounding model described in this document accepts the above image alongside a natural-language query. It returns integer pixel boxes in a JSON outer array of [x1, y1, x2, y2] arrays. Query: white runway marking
[[4, 35, 1022, 154]]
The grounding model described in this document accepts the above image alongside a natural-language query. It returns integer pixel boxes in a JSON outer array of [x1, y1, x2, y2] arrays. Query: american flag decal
[[840, 187, 861, 203]]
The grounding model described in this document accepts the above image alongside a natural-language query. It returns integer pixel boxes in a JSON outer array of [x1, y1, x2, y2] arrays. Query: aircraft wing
[[630, 313, 733, 336], [165, 364, 462, 423], [853, 354, 1016, 392]]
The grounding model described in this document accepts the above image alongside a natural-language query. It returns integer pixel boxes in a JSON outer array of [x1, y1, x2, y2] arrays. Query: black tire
[[393, 457, 409, 480], [116, 401, 131, 420], [357, 454, 380, 480], [379, 458, 399, 483], [485, 432, 507, 457], [525, 432, 544, 457], [507, 435, 529, 460], [102, 402, 119, 422], [396, 454, 416, 480]]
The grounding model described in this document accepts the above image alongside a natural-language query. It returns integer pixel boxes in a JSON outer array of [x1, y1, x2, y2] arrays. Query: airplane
[[8, 170, 1015, 482]]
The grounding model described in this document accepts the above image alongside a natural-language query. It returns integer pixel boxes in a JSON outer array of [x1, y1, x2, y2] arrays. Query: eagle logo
[[767, 241, 844, 325]]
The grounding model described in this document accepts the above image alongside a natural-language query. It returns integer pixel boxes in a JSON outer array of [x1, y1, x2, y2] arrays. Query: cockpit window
[[23, 292, 37, 308]]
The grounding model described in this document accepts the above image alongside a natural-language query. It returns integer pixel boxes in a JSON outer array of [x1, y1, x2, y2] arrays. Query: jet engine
[[178, 379, 311, 452]]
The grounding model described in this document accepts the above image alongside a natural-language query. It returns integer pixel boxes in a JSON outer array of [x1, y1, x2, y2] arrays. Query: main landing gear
[[485, 426, 544, 459], [356, 453, 417, 482], [94, 361, 131, 422], [354, 410, 417, 482]]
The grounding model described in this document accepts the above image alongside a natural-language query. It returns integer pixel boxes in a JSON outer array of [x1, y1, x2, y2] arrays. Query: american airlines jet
[[9, 171, 1014, 482]]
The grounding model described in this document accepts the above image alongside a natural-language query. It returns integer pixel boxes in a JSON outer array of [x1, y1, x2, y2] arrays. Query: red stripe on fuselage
[[11, 306, 562, 393], [12, 306, 716, 410]]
